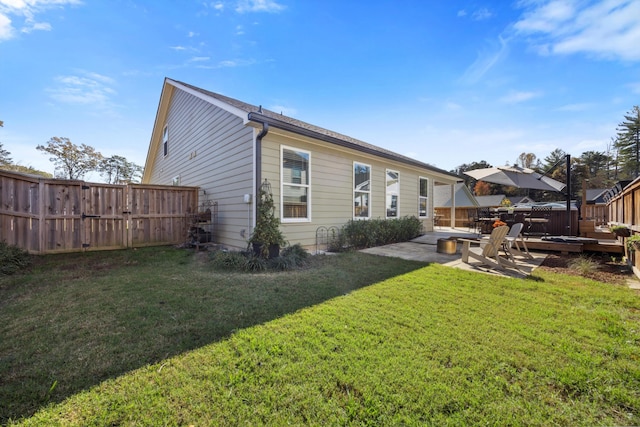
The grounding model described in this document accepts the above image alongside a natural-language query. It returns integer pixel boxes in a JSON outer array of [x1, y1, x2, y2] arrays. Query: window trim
[[280, 145, 311, 223], [419, 176, 429, 218], [385, 169, 400, 219], [353, 161, 372, 220], [162, 124, 169, 157]]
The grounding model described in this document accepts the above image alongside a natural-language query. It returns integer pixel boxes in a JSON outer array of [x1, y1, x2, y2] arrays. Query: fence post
[[38, 178, 45, 254]]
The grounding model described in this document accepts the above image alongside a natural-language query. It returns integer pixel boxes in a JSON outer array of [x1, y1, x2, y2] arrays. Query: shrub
[[327, 230, 349, 252], [0, 241, 31, 276], [268, 256, 294, 271], [210, 251, 248, 271], [340, 216, 423, 250], [567, 255, 599, 276], [626, 234, 640, 252], [245, 255, 268, 272], [280, 243, 310, 267], [210, 244, 311, 273]]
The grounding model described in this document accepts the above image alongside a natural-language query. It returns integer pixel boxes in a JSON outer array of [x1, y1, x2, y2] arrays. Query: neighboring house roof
[[585, 188, 608, 204], [160, 78, 460, 181], [434, 183, 478, 207], [475, 194, 507, 207], [508, 196, 535, 205]]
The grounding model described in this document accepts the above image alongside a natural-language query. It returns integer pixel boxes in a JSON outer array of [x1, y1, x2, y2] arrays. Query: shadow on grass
[[0, 247, 427, 423]]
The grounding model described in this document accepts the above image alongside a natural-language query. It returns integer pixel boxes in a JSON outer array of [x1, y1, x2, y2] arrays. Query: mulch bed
[[537, 253, 634, 285]]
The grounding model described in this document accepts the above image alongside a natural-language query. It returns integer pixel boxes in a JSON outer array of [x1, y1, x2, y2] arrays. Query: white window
[[386, 169, 399, 218], [163, 125, 169, 157], [419, 177, 429, 217], [354, 162, 371, 219], [281, 146, 310, 222]]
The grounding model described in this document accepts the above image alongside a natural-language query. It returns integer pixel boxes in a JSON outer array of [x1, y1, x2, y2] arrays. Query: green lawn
[[2, 247, 640, 425]]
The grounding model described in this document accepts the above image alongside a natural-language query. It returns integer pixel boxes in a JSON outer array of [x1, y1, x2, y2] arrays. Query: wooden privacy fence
[[0, 170, 198, 254]]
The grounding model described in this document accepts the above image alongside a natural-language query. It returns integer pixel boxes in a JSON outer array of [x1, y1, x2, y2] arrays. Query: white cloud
[[500, 90, 541, 104], [235, 0, 285, 14], [213, 2, 224, 11], [444, 101, 462, 111], [189, 56, 210, 62], [0, 0, 80, 41], [0, 12, 12, 40], [472, 7, 493, 21], [236, 24, 244, 35], [629, 82, 640, 94], [22, 20, 50, 32], [556, 102, 593, 112], [514, 0, 640, 61], [47, 72, 116, 106], [460, 35, 510, 84], [457, 9, 467, 17]]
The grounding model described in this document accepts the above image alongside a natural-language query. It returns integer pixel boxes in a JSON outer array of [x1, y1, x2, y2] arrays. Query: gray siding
[[260, 130, 438, 250], [147, 88, 254, 249]]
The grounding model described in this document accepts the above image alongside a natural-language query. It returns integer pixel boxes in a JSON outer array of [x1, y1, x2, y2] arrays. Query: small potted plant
[[248, 180, 286, 259], [626, 234, 640, 252], [611, 225, 631, 238]]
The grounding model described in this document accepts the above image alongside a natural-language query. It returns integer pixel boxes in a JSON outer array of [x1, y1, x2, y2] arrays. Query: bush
[[210, 251, 248, 271], [245, 255, 268, 272], [340, 216, 423, 250], [0, 241, 31, 275], [280, 244, 310, 267], [210, 244, 310, 273], [567, 255, 599, 276]]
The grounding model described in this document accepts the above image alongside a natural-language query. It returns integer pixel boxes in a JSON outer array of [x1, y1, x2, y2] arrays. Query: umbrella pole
[[566, 154, 571, 236]]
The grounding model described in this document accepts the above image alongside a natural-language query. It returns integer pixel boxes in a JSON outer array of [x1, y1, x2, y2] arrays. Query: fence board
[[0, 171, 198, 254]]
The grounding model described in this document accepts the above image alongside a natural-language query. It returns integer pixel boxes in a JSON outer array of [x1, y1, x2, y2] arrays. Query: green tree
[[515, 152, 540, 169], [99, 155, 143, 184], [1, 164, 53, 177], [36, 137, 102, 180], [451, 160, 494, 191], [574, 150, 613, 188], [0, 143, 11, 166], [614, 106, 640, 179], [0, 120, 10, 166]]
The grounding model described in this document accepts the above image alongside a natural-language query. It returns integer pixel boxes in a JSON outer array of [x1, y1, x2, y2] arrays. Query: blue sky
[[1, 0, 639, 179]]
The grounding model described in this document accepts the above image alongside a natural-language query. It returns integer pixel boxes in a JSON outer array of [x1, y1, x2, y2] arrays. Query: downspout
[[255, 120, 269, 222]]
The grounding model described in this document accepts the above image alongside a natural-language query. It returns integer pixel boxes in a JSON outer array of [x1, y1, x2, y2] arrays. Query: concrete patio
[[360, 227, 548, 279]]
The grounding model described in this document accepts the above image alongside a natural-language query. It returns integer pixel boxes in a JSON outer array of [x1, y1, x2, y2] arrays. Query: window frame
[[385, 169, 400, 219], [162, 124, 169, 157], [353, 161, 372, 220], [418, 176, 429, 218], [280, 145, 311, 223]]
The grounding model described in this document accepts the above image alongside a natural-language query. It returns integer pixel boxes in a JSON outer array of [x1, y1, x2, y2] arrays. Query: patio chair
[[525, 205, 551, 238], [459, 225, 519, 271], [467, 208, 479, 233], [476, 207, 493, 234], [501, 222, 533, 262]]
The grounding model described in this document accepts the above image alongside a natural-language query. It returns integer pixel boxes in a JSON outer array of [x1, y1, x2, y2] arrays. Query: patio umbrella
[[463, 165, 565, 192]]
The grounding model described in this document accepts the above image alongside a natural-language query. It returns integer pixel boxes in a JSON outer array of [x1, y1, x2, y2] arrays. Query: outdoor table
[[524, 217, 549, 236], [479, 216, 498, 234]]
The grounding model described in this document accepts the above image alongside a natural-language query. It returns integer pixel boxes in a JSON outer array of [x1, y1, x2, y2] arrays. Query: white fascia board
[[166, 78, 250, 124]]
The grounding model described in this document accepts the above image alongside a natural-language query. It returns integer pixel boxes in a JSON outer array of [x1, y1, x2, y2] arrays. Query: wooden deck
[[523, 237, 623, 255]]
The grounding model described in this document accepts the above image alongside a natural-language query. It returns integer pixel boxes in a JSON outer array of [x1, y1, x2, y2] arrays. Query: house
[[432, 183, 479, 229], [583, 188, 609, 225], [434, 182, 478, 208], [142, 78, 460, 250], [507, 196, 536, 206], [475, 194, 508, 208]]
